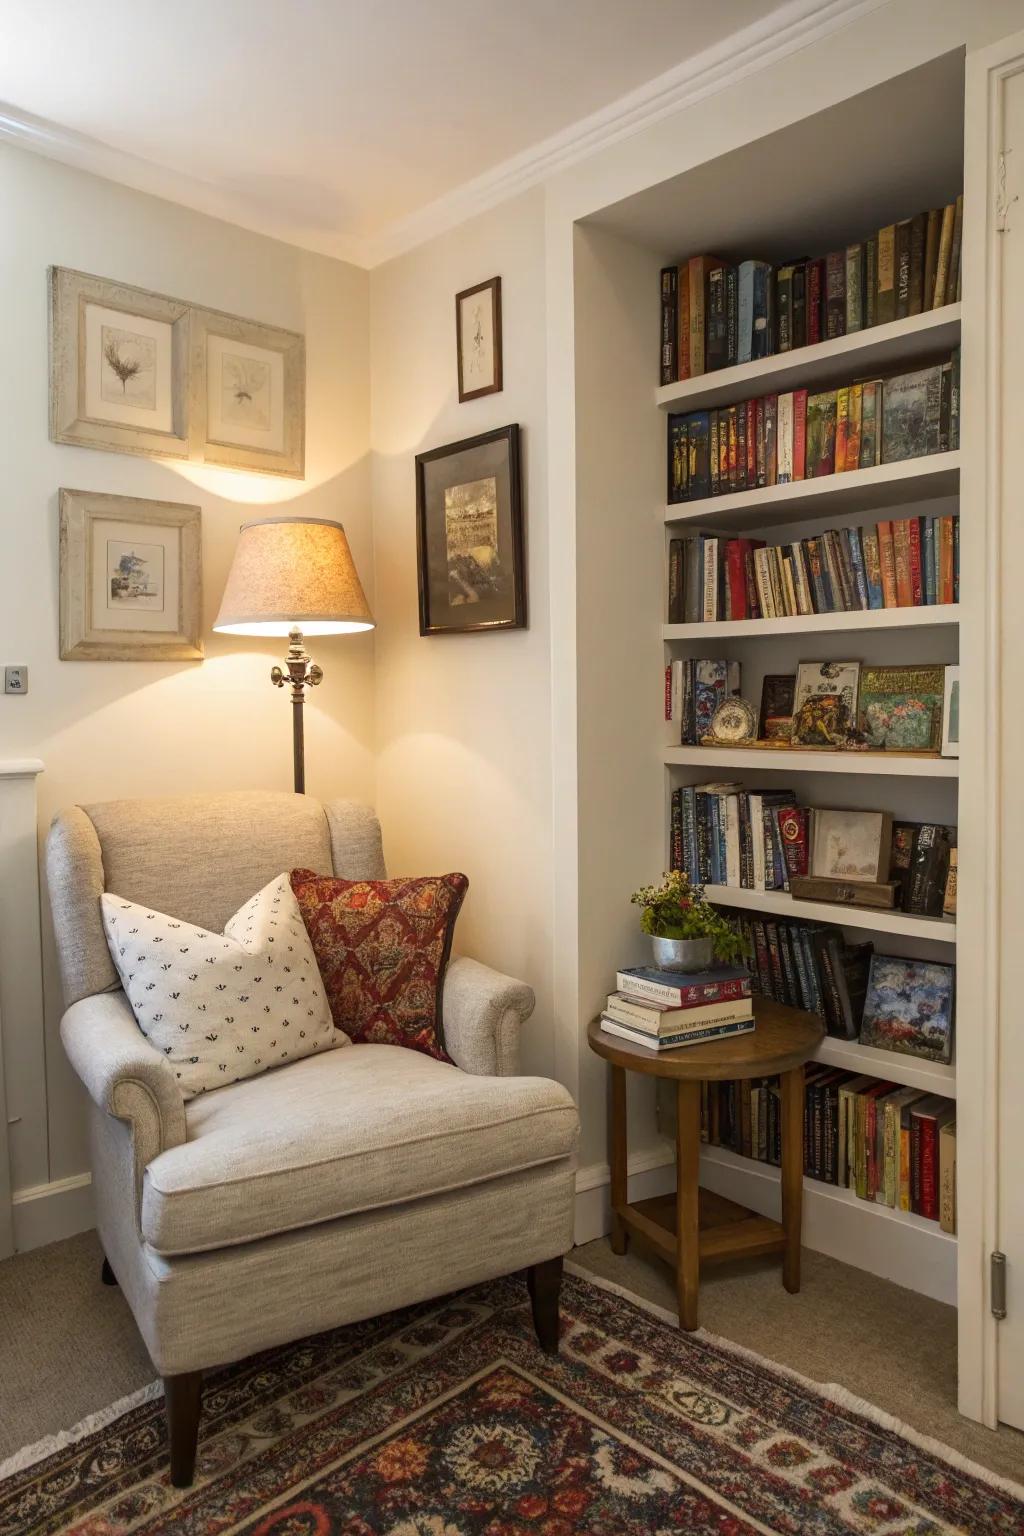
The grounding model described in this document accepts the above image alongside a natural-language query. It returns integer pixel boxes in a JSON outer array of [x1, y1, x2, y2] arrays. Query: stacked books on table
[[601, 963, 755, 1052]]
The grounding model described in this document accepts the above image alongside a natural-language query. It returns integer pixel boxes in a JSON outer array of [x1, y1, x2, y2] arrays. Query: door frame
[[959, 25, 1024, 1428]]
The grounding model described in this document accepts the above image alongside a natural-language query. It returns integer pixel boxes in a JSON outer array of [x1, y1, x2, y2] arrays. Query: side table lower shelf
[[621, 1189, 787, 1270]]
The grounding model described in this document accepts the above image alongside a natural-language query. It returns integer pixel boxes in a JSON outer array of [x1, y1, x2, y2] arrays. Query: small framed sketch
[[809, 808, 893, 883], [59, 489, 202, 660], [49, 267, 305, 477], [50, 268, 190, 460], [456, 277, 502, 402], [415, 424, 525, 635], [942, 665, 960, 757], [191, 308, 305, 477]]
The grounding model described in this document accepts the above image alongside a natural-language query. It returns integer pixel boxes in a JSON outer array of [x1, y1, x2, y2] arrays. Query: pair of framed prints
[[49, 267, 304, 478]]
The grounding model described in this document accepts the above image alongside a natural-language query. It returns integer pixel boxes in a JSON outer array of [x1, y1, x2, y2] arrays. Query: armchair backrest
[[45, 791, 386, 1007]]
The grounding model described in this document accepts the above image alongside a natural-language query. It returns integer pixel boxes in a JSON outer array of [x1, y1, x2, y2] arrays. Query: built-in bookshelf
[[653, 128, 962, 1305]]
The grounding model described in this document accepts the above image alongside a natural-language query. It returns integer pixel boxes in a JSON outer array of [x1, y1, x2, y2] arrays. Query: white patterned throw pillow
[[101, 874, 343, 1098]]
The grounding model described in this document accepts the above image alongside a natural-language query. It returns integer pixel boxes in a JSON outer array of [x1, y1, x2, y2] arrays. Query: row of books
[[669, 786, 955, 918], [728, 911, 955, 1064], [659, 199, 963, 384], [667, 357, 959, 504], [699, 1070, 956, 1228], [599, 962, 753, 1053], [667, 514, 959, 623]]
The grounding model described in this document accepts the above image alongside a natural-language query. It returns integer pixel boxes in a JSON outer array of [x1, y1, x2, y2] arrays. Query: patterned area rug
[[1, 1270, 1021, 1536]]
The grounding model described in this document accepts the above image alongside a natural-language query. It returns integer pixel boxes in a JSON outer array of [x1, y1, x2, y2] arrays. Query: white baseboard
[[574, 1137, 956, 1307], [12, 1173, 94, 1252]]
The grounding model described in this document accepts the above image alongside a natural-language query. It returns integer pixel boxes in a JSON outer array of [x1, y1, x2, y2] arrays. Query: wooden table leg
[[780, 1065, 804, 1294], [676, 1078, 701, 1330], [609, 1065, 628, 1255]]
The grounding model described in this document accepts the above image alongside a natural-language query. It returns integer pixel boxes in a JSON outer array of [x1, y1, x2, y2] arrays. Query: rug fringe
[[565, 1261, 1024, 1500], [0, 1379, 162, 1483]]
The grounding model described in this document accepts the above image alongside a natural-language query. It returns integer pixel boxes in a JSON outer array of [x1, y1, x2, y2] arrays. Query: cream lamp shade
[[213, 516, 374, 637]]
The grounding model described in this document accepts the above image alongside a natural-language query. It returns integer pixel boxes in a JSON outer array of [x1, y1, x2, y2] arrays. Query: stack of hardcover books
[[601, 963, 754, 1051]]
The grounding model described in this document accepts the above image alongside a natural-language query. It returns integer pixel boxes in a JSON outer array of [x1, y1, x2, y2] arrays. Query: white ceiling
[[0, 0, 833, 266]]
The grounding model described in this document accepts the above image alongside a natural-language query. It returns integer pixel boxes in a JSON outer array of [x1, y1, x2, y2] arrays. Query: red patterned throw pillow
[[289, 870, 468, 1061]]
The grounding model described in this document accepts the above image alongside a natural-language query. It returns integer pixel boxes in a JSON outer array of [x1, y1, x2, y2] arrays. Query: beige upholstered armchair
[[46, 791, 578, 1487]]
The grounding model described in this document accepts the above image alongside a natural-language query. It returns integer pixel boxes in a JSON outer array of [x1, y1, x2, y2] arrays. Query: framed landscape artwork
[[859, 954, 955, 1064], [415, 424, 525, 635], [49, 268, 305, 477], [455, 277, 502, 402], [59, 488, 203, 660]]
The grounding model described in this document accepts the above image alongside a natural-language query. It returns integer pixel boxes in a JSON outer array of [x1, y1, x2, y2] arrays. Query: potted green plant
[[630, 870, 745, 973]]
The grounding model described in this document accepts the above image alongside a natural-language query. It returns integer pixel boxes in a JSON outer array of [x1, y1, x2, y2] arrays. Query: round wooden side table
[[587, 1001, 824, 1331]]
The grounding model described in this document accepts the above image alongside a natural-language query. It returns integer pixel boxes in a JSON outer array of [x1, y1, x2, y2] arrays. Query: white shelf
[[702, 882, 956, 942], [813, 1035, 957, 1096], [657, 305, 961, 415], [663, 452, 960, 532], [698, 1142, 955, 1305], [663, 604, 959, 641], [664, 745, 959, 778]]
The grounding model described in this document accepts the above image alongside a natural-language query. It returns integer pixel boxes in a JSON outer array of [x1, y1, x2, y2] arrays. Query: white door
[[987, 31, 1024, 1433]]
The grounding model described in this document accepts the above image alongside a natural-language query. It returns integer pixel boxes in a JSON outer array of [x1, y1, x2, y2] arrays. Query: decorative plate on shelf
[[709, 697, 757, 743]]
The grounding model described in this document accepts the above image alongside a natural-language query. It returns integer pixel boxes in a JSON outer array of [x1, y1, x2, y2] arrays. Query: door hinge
[[992, 1251, 1007, 1319]]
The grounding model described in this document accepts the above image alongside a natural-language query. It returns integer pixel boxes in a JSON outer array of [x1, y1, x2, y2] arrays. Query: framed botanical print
[[456, 277, 502, 402], [49, 268, 190, 460], [49, 267, 305, 477], [415, 424, 525, 635], [191, 307, 305, 477], [59, 489, 203, 660]]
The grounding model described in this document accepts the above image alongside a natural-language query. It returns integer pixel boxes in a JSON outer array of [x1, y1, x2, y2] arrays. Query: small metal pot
[[651, 935, 715, 973]]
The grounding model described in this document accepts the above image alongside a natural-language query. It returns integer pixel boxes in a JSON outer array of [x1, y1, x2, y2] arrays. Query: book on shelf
[[600, 1016, 755, 1051], [666, 514, 958, 625], [604, 991, 753, 1033], [658, 198, 963, 384], [666, 350, 959, 508], [698, 1067, 955, 1226]]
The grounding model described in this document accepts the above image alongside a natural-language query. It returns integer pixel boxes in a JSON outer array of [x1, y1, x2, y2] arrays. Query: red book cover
[[745, 400, 757, 484], [893, 519, 914, 606], [919, 1115, 939, 1220], [727, 406, 739, 491], [744, 547, 761, 619], [727, 539, 750, 619], [808, 258, 824, 344], [909, 518, 924, 606], [777, 806, 809, 877], [793, 388, 808, 480]]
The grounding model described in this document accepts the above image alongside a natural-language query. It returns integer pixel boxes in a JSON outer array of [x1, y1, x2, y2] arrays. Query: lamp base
[[271, 626, 323, 794]]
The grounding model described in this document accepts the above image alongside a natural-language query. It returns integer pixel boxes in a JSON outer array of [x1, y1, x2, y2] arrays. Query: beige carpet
[[1, 1227, 1022, 1488]]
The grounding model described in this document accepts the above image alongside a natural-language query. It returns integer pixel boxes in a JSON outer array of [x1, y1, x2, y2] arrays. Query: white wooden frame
[[59, 488, 203, 661], [190, 306, 305, 478]]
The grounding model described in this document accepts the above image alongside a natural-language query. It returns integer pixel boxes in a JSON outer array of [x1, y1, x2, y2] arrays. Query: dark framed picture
[[456, 277, 502, 402], [415, 424, 525, 635]]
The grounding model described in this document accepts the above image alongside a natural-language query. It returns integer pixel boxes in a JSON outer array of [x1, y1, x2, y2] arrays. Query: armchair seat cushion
[[141, 1043, 578, 1256]]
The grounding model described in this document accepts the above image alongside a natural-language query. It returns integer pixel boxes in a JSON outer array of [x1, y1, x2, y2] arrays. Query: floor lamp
[[213, 516, 374, 794]]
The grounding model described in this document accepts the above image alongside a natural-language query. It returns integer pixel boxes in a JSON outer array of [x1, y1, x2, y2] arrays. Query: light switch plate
[[4, 666, 28, 695]]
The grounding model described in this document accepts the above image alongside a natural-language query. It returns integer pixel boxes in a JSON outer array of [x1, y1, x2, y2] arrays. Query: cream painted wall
[[0, 143, 373, 1188], [370, 187, 554, 1080]]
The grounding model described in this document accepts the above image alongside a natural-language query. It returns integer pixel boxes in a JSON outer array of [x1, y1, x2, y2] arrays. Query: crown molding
[[0, 102, 369, 267], [1, 0, 883, 272], [362, 0, 886, 265]]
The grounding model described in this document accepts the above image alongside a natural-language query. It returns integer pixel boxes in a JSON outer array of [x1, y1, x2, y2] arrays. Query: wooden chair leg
[[164, 1372, 203, 1488], [100, 1256, 118, 1287], [780, 1065, 804, 1294], [527, 1255, 563, 1355]]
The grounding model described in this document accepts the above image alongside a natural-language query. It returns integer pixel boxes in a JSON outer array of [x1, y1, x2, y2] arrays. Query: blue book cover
[[737, 261, 755, 365], [861, 528, 884, 609], [709, 797, 722, 884], [693, 659, 728, 740], [847, 528, 870, 609]]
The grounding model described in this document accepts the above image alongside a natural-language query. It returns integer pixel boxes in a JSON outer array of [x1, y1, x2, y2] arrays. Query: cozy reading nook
[[2, 2, 1024, 1528]]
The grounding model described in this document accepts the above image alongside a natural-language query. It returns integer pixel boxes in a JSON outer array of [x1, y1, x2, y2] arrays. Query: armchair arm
[[442, 956, 535, 1077], [60, 990, 187, 1163]]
